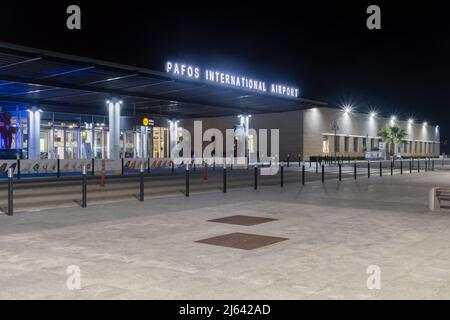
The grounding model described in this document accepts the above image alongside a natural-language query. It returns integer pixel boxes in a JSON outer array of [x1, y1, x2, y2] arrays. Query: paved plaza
[[0, 171, 450, 299]]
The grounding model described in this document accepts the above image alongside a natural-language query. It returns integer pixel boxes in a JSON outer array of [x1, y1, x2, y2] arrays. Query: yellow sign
[[142, 118, 149, 126], [81, 132, 87, 137]]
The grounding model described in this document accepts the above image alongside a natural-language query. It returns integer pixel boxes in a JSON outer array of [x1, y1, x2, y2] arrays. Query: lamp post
[[331, 120, 340, 163]]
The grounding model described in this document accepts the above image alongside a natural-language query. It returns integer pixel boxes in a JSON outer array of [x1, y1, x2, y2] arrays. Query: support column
[[140, 126, 148, 158], [27, 106, 42, 160], [107, 99, 122, 159], [238, 114, 251, 164], [169, 119, 179, 159]]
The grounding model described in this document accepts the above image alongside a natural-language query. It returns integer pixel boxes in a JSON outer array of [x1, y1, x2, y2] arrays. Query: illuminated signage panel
[[165, 61, 299, 98]]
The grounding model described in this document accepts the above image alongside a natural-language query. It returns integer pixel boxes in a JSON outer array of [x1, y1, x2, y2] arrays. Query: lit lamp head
[[408, 118, 414, 125], [423, 122, 428, 127], [343, 105, 352, 114], [390, 116, 397, 125], [369, 111, 377, 118]]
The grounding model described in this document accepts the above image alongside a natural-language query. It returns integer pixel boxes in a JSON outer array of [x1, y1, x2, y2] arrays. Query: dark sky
[[0, 1, 449, 150]]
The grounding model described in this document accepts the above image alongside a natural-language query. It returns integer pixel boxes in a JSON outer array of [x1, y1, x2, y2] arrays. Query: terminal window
[[322, 136, 330, 154], [334, 136, 340, 153], [353, 137, 358, 152]]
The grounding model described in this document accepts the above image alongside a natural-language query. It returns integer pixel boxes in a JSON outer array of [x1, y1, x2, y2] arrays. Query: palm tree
[[378, 125, 408, 157]]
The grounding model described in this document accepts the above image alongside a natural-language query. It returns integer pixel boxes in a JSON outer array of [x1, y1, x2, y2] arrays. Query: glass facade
[[3, 110, 172, 160]]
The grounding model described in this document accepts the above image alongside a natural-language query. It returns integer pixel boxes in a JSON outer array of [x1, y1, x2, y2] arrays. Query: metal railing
[[2, 157, 447, 215]]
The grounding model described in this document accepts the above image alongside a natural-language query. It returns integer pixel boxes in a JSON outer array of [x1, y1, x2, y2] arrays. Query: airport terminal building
[[181, 107, 440, 161], [0, 42, 440, 167]]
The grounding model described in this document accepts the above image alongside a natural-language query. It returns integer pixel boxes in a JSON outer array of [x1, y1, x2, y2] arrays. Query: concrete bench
[[429, 187, 450, 211]]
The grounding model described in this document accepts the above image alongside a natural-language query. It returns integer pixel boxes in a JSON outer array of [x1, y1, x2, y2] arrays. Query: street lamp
[[331, 120, 340, 163]]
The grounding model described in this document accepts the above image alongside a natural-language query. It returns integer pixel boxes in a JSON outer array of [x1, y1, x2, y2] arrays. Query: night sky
[[0, 1, 449, 151]]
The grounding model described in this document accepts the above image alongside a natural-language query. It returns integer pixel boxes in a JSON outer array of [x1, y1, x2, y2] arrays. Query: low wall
[[0, 158, 185, 178]]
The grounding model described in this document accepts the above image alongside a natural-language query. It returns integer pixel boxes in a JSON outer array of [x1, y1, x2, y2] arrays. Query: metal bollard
[[223, 164, 227, 193], [410, 159, 412, 174], [287, 154, 290, 168], [425, 160, 428, 172], [280, 163, 284, 187], [139, 163, 144, 202], [316, 160, 318, 174], [81, 165, 87, 208], [432, 159, 435, 171], [400, 160, 403, 174], [321, 163, 325, 183], [185, 164, 190, 197], [380, 161, 382, 177], [7, 167, 13, 216], [147, 158, 151, 175], [57, 158, 60, 178], [172, 161, 175, 174], [302, 164, 305, 185], [391, 161, 393, 176], [254, 165, 258, 190], [91, 158, 95, 176], [418, 159, 420, 173], [17, 159, 21, 180], [121, 158, 124, 176], [368, 161, 371, 178], [338, 163, 342, 181], [354, 162, 357, 180]]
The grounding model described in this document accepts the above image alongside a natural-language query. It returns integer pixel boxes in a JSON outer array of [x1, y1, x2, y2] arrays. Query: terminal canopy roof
[[0, 42, 327, 118]]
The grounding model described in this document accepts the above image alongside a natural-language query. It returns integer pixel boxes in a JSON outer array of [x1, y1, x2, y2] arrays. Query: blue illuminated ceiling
[[0, 42, 327, 118]]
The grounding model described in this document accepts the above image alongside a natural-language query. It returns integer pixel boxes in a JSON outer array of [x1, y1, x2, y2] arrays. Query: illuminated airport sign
[[165, 61, 299, 98], [141, 117, 154, 126]]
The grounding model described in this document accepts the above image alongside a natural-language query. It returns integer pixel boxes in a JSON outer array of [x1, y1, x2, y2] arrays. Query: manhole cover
[[196, 232, 288, 250], [207, 215, 278, 226]]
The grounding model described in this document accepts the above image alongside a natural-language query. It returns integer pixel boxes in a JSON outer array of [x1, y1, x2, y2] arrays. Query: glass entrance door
[[64, 129, 79, 159], [152, 127, 169, 158], [94, 128, 107, 159]]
